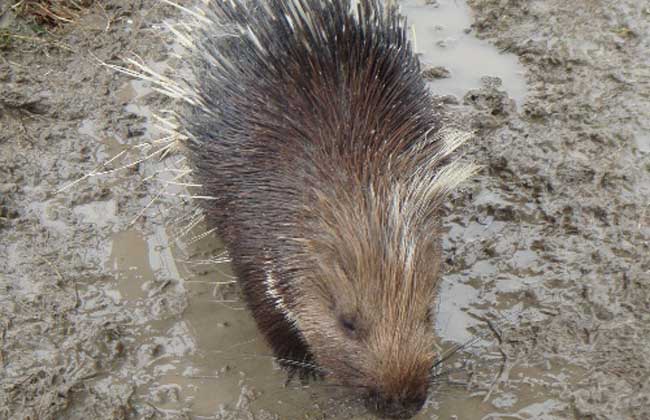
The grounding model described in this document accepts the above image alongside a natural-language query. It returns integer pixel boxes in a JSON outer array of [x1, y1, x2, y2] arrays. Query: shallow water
[[401, 0, 528, 106]]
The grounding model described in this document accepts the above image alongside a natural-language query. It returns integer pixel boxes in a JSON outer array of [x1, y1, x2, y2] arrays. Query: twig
[[482, 319, 508, 402], [40, 256, 80, 310]]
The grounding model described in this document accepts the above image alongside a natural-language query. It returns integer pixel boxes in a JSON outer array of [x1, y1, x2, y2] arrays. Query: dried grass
[[12, 0, 94, 27]]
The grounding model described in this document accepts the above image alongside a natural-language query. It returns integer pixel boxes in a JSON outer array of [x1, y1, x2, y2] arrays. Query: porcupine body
[[182, 1, 474, 418]]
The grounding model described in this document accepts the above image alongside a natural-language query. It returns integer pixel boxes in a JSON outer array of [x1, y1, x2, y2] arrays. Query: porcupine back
[[180, 0, 475, 418]]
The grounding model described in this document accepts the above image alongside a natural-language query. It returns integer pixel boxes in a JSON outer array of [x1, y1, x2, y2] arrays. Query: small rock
[[0, 206, 18, 219], [422, 66, 451, 81], [480, 75, 503, 89], [439, 95, 459, 105], [0, 183, 17, 194]]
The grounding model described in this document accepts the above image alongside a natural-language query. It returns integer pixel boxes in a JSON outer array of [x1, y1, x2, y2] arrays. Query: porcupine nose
[[365, 389, 428, 419]]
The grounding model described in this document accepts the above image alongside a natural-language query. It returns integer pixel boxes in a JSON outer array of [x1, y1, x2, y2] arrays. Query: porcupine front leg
[[235, 261, 321, 381]]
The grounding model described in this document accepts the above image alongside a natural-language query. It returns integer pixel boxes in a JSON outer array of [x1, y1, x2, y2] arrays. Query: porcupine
[[178, 0, 476, 418]]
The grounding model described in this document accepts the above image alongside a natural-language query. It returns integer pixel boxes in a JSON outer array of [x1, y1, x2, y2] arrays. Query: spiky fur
[[168, 0, 477, 417]]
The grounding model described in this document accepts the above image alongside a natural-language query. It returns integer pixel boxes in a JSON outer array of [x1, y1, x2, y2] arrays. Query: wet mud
[[1, 0, 649, 419]]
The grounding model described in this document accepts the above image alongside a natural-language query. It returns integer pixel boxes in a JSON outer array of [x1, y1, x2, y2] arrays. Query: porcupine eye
[[339, 315, 358, 338]]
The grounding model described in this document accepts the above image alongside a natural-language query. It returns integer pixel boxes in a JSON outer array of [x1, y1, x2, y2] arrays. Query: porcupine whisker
[[432, 321, 515, 372], [427, 310, 527, 390], [432, 335, 484, 370], [433, 308, 523, 368]]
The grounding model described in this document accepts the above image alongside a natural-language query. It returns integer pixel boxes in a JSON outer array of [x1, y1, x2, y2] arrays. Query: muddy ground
[[1, 0, 649, 419]]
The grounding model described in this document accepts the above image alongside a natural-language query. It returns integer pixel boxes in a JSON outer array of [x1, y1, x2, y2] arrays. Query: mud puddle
[[401, 0, 527, 106]]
